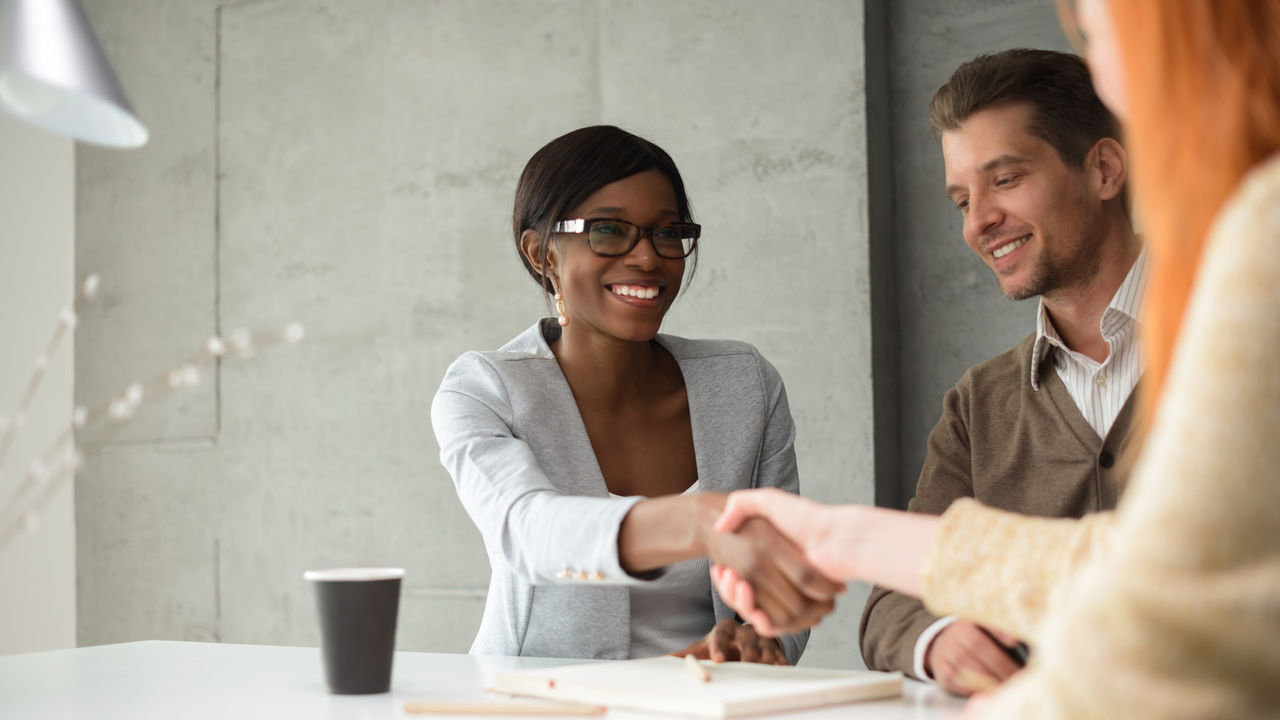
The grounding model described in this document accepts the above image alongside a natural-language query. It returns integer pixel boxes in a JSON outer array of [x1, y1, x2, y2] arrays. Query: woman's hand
[[715, 488, 856, 581], [712, 563, 778, 635], [707, 489, 851, 634], [700, 515, 845, 635], [670, 619, 788, 665]]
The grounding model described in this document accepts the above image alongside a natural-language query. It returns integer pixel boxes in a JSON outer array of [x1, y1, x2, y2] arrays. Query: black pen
[[981, 627, 1030, 667]]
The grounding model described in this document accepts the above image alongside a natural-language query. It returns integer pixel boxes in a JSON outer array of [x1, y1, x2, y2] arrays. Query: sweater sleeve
[[921, 499, 1114, 642], [924, 159, 1280, 719]]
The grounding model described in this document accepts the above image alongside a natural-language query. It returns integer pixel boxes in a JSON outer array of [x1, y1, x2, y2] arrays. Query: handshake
[[699, 488, 853, 637]]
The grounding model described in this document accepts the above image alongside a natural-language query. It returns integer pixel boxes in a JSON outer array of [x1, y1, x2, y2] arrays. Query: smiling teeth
[[993, 236, 1029, 258], [612, 285, 659, 299]]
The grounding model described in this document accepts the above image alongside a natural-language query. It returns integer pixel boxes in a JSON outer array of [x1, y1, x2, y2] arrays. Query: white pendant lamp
[[0, 0, 147, 148]]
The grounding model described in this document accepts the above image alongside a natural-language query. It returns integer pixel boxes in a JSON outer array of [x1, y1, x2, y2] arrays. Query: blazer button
[[1099, 452, 1115, 468], [574, 571, 590, 580]]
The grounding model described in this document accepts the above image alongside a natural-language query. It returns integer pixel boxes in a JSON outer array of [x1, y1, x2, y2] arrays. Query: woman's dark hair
[[513, 125, 697, 294]]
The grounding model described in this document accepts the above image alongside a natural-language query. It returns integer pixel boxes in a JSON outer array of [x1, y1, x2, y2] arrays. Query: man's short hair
[[929, 49, 1120, 168]]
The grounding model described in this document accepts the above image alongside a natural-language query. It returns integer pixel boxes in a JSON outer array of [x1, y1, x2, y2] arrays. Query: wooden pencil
[[403, 700, 607, 716], [684, 653, 711, 682]]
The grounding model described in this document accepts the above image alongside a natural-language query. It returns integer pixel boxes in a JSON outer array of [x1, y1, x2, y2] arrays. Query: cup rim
[[303, 567, 405, 582]]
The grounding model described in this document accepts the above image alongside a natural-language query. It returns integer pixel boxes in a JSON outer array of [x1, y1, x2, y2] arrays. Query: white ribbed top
[[611, 481, 715, 658]]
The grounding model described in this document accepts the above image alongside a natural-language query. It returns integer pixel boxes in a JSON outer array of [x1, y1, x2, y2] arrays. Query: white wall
[[0, 112, 76, 654]]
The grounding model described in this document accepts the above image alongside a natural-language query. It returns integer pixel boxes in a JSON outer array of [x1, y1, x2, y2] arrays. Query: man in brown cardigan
[[859, 49, 1144, 696]]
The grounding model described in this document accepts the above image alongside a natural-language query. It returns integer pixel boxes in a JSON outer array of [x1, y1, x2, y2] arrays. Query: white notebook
[[490, 656, 903, 718]]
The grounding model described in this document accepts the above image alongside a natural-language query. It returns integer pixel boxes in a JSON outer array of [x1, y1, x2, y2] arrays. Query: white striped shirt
[[1030, 249, 1148, 439]]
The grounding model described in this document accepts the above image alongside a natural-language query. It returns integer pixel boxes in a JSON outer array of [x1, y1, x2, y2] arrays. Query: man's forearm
[[861, 585, 944, 675]]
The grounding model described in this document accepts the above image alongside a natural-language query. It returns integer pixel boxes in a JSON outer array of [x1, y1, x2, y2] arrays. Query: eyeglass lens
[[587, 220, 697, 258]]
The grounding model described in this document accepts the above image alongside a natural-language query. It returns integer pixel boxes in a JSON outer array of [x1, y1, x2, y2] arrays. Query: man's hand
[[702, 517, 844, 635], [671, 619, 788, 665], [925, 619, 1024, 696]]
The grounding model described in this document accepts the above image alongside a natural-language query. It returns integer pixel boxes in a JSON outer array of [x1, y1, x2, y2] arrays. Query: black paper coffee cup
[[304, 567, 404, 694]]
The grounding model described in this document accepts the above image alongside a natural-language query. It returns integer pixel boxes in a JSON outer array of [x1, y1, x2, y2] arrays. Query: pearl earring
[[554, 285, 569, 327]]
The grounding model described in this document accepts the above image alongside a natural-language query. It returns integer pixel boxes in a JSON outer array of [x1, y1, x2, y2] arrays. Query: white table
[[0, 641, 965, 719]]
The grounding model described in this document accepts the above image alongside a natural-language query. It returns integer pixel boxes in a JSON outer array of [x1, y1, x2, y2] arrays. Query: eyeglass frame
[[551, 218, 701, 259]]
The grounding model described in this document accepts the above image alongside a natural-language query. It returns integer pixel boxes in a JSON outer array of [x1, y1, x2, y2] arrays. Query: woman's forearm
[[618, 493, 725, 575], [823, 504, 939, 596]]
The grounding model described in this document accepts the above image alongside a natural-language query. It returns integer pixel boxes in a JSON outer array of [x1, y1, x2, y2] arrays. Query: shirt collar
[[1029, 247, 1148, 390], [1030, 302, 1061, 391]]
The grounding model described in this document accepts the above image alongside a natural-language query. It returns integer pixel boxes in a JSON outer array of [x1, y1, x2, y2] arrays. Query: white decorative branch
[[0, 274, 97, 473], [0, 276, 304, 550]]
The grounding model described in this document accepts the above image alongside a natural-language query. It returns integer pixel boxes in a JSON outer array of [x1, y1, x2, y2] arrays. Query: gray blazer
[[431, 320, 809, 663]]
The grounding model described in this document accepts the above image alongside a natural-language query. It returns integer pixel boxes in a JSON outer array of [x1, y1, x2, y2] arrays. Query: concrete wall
[[0, 113, 76, 654], [75, 0, 875, 668], [70, 0, 1072, 669]]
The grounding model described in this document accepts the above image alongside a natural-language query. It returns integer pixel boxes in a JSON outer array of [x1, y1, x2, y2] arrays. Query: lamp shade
[[0, 0, 147, 148]]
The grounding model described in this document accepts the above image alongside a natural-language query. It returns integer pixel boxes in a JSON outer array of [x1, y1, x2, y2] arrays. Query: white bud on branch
[[167, 364, 201, 388], [108, 399, 134, 421], [228, 328, 254, 357]]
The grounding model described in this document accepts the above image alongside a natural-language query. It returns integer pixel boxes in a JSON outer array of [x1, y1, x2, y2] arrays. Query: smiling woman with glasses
[[430, 125, 840, 665]]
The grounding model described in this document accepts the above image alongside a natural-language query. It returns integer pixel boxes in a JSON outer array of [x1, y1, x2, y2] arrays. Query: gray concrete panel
[[75, 0, 220, 444], [213, 0, 601, 652], [75, 448, 222, 646]]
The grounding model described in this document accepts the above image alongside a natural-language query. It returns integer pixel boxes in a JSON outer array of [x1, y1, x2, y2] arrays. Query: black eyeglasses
[[552, 218, 700, 258]]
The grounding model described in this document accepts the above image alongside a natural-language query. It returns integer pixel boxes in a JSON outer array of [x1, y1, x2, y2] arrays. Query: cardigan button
[[1099, 451, 1116, 468]]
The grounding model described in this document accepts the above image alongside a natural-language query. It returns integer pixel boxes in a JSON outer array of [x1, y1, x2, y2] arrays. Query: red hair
[[1108, 0, 1280, 421]]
